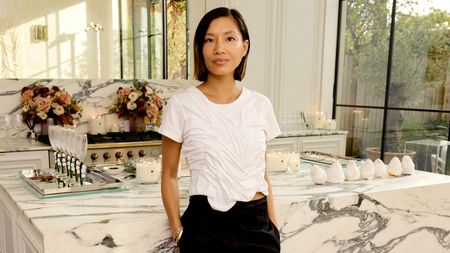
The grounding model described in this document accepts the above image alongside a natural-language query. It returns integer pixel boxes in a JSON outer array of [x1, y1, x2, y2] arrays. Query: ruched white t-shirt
[[158, 86, 280, 211]]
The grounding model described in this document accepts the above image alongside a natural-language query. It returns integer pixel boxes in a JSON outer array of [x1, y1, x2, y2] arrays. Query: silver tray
[[20, 168, 125, 197], [300, 151, 357, 166]]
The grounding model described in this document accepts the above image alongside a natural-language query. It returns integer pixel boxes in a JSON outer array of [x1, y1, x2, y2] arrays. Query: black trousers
[[179, 195, 280, 253]]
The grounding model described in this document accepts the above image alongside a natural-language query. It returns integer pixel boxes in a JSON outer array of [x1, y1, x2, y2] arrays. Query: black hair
[[193, 7, 250, 81]]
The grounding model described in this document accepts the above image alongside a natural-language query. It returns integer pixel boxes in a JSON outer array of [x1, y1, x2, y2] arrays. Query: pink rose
[[153, 95, 164, 108], [148, 103, 159, 117], [34, 96, 52, 113], [21, 90, 34, 102]]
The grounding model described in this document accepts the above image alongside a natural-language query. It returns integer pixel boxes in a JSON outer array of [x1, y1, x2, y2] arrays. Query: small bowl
[[101, 165, 125, 175]]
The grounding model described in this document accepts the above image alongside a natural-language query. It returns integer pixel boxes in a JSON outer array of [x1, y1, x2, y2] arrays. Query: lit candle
[[95, 116, 106, 134], [326, 119, 337, 130], [88, 116, 98, 135], [136, 159, 161, 183], [111, 123, 119, 133]]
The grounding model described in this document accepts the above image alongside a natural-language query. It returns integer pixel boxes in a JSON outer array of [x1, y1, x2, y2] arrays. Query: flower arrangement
[[20, 82, 82, 130], [110, 80, 165, 127]]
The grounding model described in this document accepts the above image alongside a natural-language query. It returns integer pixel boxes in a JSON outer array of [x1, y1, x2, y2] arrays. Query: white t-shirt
[[158, 86, 280, 211]]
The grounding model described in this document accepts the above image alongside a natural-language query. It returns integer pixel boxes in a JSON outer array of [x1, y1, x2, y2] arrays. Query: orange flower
[[55, 91, 71, 105]]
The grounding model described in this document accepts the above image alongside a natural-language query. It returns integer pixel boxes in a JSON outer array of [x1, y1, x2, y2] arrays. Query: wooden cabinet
[[0, 188, 43, 253], [0, 150, 49, 176], [268, 134, 346, 156]]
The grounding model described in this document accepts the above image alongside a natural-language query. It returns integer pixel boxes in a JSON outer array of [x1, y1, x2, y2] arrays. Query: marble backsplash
[[0, 79, 199, 136]]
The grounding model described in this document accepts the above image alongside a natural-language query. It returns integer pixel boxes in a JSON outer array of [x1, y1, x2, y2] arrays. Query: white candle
[[314, 111, 327, 129], [88, 116, 98, 135], [95, 116, 106, 134], [111, 123, 119, 133], [122, 120, 130, 132], [325, 119, 337, 130], [266, 152, 287, 172], [136, 159, 161, 183], [286, 152, 300, 171]]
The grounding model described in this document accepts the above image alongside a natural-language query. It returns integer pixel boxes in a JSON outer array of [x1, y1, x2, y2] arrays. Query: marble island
[[0, 139, 50, 153], [1, 167, 450, 253]]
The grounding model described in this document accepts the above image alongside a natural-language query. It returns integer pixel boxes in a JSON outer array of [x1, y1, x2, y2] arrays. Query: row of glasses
[[48, 125, 88, 187]]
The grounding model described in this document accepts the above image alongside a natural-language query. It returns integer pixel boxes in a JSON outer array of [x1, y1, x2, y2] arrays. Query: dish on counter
[[99, 165, 125, 175], [300, 151, 357, 167], [20, 168, 125, 198]]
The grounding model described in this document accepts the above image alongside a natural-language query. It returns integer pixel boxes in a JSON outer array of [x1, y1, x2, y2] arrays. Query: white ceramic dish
[[101, 165, 125, 175]]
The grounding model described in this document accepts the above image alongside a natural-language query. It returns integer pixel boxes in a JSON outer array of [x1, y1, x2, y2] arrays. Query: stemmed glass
[[74, 132, 88, 185], [48, 125, 59, 173], [53, 126, 64, 173], [49, 126, 67, 187], [67, 129, 78, 182]]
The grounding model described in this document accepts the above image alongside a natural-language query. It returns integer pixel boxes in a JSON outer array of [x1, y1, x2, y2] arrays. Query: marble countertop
[[1, 167, 450, 252], [278, 129, 348, 138], [0, 129, 348, 153], [0, 138, 50, 153]]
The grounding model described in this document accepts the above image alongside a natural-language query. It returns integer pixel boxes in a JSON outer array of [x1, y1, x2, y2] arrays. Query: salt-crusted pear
[[311, 165, 327, 185], [326, 161, 345, 183], [401, 155, 415, 175], [387, 157, 402, 176], [360, 159, 375, 180], [374, 159, 387, 178], [345, 160, 360, 181]]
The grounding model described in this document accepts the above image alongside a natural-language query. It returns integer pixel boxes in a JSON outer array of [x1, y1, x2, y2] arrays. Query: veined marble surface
[[1, 168, 450, 253], [0, 138, 50, 152], [0, 79, 199, 135], [279, 129, 348, 137]]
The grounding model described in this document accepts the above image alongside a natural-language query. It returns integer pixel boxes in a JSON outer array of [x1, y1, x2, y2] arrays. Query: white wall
[[0, 0, 117, 79]]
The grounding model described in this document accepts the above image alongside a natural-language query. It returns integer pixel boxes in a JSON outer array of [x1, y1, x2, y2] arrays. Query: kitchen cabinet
[[0, 186, 43, 253], [267, 137, 299, 153], [298, 135, 346, 156], [268, 133, 347, 156], [0, 150, 49, 176]]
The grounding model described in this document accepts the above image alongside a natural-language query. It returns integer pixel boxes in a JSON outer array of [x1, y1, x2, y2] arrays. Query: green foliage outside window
[[342, 0, 450, 153]]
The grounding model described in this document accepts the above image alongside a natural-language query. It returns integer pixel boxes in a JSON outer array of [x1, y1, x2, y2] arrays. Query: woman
[[159, 7, 281, 253]]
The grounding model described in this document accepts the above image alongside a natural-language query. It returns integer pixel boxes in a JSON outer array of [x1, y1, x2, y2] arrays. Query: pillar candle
[[266, 152, 287, 172], [287, 153, 301, 171], [96, 116, 107, 134], [88, 116, 98, 135], [111, 123, 119, 133]]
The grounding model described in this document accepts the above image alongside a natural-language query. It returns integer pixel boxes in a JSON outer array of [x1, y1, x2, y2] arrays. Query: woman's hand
[[161, 136, 183, 243]]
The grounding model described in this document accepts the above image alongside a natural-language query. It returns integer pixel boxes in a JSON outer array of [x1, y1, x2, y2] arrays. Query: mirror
[[0, 0, 188, 79]]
